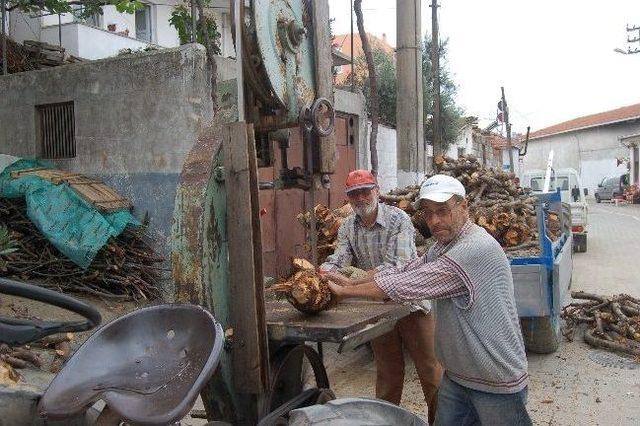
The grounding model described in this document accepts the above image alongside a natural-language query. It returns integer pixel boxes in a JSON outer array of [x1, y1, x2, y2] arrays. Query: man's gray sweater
[[428, 223, 529, 394]]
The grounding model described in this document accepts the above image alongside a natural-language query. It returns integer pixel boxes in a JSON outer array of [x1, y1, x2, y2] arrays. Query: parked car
[[521, 168, 588, 252], [595, 174, 629, 203]]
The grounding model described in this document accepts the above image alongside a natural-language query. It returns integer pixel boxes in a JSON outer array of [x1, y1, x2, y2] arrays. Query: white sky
[[328, 0, 640, 134]]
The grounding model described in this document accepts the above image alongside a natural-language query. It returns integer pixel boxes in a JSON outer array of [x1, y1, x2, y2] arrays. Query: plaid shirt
[[320, 203, 433, 312], [320, 203, 417, 272], [375, 221, 472, 302]]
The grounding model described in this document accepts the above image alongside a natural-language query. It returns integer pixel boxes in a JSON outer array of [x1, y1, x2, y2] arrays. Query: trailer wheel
[[520, 316, 561, 354]]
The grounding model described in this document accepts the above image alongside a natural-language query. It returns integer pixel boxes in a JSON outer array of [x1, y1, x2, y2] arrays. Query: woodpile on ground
[[0, 332, 75, 384], [0, 37, 82, 74], [297, 204, 354, 264], [270, 258, 335, 314], [0, 198, 162, 301], [562, 291, 640, 357]]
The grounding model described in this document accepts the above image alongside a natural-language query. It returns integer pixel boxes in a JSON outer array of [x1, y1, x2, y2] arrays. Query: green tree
[[347, 34, 463, 151], [349, 46, 397, 127], [169, 2, 221, 52], [4, 0, 142, 19], [422, 33, 463, 151]]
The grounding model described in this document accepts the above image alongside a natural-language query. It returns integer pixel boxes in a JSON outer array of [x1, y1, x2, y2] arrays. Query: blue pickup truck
[[511, 190, 573, 353]]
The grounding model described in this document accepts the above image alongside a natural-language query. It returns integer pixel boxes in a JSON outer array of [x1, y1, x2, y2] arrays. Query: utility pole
[[501, 86, 514, 173], [430, 0, 442, 164], [396, 0, 423, 185]]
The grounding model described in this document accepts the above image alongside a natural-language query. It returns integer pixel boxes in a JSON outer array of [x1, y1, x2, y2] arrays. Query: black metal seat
[[38, 304, 224, 425]]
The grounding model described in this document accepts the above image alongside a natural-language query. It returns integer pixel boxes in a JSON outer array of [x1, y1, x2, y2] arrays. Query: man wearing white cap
[[326, 174, 531, 425]]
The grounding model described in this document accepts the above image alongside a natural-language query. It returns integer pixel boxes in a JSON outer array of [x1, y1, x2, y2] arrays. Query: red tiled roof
[[530, 103, 640, 140], [484, 133, 519, 150], [332, 33, 394, 83]]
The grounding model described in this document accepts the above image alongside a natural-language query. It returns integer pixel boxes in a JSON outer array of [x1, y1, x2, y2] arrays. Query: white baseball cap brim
[[414, 174, 466, 208]]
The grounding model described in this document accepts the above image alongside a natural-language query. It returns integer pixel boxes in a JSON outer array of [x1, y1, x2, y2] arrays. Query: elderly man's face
[[347, 187, 379, 219], [418, 197, 469, 243]]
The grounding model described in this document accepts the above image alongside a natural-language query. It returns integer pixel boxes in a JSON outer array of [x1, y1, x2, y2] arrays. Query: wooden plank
[[223, 122, 269, 394], [312, 0, 336, 174], [10, 167, 130, 212]]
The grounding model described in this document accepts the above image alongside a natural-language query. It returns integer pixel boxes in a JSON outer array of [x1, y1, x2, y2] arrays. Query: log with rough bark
[[562, 291, 640, 356], [269, 258, 335, 314]]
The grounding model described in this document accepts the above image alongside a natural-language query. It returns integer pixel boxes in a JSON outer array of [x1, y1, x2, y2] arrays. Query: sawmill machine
[[170, 0, 413, 424], [0, 1, 415, 424]]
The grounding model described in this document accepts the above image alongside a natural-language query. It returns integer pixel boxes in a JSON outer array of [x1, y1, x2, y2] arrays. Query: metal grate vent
[[36, 102, 76, 159]]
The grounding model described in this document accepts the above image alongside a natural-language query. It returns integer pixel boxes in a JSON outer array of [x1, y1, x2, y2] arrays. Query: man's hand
[[327, 280, 347, 301], [323, 271, 356, 287]]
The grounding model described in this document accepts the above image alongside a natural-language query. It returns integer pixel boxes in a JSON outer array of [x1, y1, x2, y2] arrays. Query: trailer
[[511, 190, 573, 353]]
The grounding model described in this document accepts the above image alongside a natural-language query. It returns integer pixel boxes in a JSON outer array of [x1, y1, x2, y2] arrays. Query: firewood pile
[[0, 37, 82, 74], [297, 204, 354, 264], [624, 184, 640, 204], [562, 291, 640, 357], [0, 333, 75, 385], [380, 155, 563, 257], [270, 258, 335, 314], [0, 198, 162, 301]]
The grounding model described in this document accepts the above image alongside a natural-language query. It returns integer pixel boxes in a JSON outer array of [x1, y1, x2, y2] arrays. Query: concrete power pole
[[396, 0, 424, 186], [501, 86, 514, 173], [430, 0, 442, 164]]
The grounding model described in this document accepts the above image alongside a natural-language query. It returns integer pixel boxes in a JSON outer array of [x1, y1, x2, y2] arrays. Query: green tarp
[[0, 159, 139, 269]]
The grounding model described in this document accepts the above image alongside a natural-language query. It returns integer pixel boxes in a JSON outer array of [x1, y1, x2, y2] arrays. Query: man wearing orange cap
[[320, 169, 442, 424]]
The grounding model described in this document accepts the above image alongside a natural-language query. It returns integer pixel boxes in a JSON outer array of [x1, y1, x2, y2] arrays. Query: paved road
[[327, 201, 640, 425]]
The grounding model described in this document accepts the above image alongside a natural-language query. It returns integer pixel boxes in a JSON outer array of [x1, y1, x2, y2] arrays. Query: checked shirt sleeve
[[374, 255, 470, 302]]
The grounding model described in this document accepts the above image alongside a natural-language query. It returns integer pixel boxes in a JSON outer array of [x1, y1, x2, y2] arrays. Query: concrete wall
[[363, 123, 397, 193], [334, 88, 369, 169], [0, 45, 236, 295], [522, 120, 640, 194]]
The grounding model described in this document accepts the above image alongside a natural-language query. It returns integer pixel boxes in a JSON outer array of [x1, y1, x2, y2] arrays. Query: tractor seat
[[38, 304, 224, 425]]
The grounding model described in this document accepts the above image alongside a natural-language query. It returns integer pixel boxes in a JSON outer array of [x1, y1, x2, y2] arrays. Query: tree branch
[[354, 0, 378, 176]]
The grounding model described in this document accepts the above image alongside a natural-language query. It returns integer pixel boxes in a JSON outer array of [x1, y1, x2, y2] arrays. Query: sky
[[328, 0, 640, 134]]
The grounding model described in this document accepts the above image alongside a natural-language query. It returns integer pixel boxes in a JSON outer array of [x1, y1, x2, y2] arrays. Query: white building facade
[[522, 104, 640, 195], [7, 0, 235, 60]]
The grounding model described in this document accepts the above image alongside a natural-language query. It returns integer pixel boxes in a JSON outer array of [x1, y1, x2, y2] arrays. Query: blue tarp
[[0, 159, 139, 269]]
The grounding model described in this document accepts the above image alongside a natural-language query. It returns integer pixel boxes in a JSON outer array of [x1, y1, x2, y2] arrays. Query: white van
[[521, 168, 588, 252]]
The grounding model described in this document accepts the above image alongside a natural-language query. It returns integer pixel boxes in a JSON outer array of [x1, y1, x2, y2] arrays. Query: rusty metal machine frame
[[171, 1, 411, 424]]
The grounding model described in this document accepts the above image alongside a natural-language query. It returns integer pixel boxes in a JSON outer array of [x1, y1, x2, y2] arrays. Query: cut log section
[[269, 258, 335, 314]]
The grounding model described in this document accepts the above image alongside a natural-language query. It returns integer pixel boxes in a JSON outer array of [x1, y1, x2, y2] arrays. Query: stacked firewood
[[270, 258, 335, 314], [562, 291, 640, 357], [380, 155, 562, 256], [297, 204, 354, 264], [0, 198, 162, 301]]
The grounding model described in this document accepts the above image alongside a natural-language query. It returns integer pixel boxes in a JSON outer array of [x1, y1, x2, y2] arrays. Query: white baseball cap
[[415, 174, 466, 205]]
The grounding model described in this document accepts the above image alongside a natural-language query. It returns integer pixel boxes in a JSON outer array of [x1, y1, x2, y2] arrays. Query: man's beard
[[353, 199, 378, 218]]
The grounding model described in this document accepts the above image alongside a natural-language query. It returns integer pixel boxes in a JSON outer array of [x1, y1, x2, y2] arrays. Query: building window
[[135, 4, 152, 42], [72, 5, 102, 27], [36, 102, 76, 159]]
